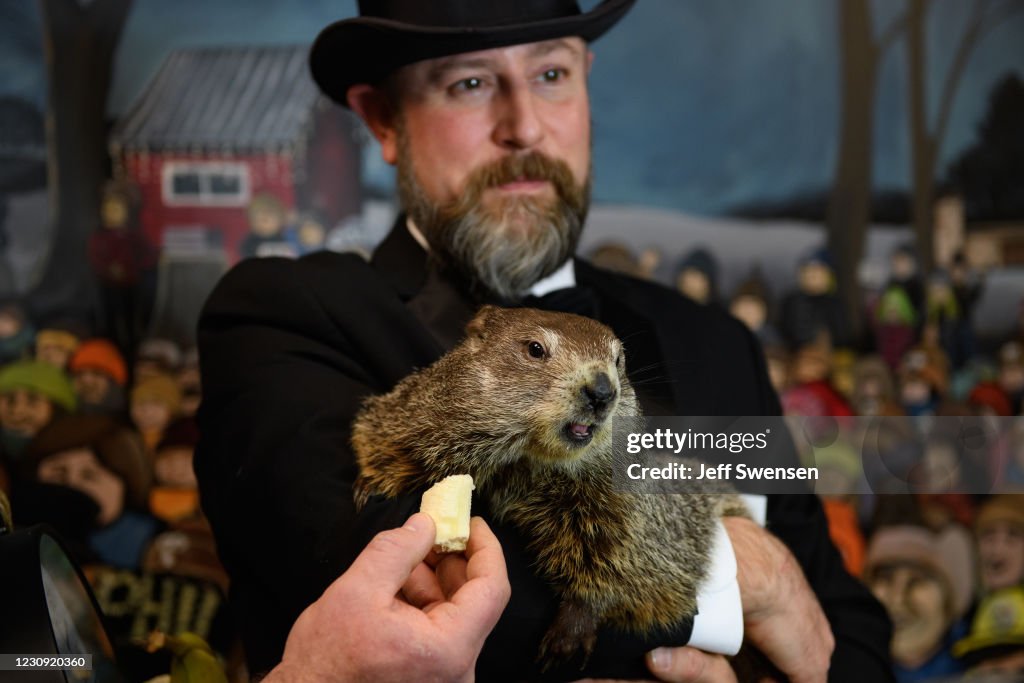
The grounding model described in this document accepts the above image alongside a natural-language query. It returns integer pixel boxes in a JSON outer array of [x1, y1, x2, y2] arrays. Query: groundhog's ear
[[466, 305, 499, 339]]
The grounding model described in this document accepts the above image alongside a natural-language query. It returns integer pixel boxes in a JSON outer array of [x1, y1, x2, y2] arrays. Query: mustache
[[465, 152, 577, 190]]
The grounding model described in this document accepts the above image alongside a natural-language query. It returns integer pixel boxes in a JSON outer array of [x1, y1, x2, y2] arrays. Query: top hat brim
[[310, 0, 636, 106]]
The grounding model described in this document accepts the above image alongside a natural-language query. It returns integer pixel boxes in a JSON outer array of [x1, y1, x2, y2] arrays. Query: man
[[196, 1, 892, 680]]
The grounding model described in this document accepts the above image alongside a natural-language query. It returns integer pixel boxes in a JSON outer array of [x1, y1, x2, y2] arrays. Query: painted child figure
[[68, 338, 129, 416], [88, 179, 158, 354], [673, 246, 719, 305], [239, 192, 298, 260], [28, 414, 161, 569], [130, 373, 182, 455], [149, 417, 202, 526], [780, 247, 850, 350], [865, 524, 975, 683], [0, 359, 77, 467]]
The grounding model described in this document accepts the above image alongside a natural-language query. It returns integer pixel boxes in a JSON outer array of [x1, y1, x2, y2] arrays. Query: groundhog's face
[[463, 306, 634, 465]]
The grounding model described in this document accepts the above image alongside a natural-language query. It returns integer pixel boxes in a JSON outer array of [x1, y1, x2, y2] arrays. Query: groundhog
[[352, 305, 747, 668]]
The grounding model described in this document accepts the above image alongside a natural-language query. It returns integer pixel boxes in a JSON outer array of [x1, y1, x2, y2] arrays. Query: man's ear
[[347, 84, 399, 165]]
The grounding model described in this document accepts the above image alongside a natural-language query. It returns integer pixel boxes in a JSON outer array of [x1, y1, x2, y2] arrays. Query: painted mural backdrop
[[2, 0, 1024, 337], [0, 1, 1023, 680]]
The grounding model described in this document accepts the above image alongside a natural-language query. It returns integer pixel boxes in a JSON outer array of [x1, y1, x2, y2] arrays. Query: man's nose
[[493, 82, 544, 150]]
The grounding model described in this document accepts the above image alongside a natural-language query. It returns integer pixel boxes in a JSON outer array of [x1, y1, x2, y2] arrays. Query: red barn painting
[[109, 45, 362, 263]]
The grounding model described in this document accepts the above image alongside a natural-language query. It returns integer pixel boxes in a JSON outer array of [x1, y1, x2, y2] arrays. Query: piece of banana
[[419, 474, 474, 552]]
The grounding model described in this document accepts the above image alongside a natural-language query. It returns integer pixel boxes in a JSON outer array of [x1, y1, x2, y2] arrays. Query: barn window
[[163, 162, 250, 206], [172, 172, 201, 196]]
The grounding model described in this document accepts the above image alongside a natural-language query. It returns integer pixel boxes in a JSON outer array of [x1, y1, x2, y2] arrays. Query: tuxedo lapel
[[407, 267, 481, 351], [372, 217, 480, 352], [370, 215, 429, 300]]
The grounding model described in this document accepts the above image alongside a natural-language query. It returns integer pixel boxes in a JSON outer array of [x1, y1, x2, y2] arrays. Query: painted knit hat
[[35, 329, 81, 354], [131, 373, 182, 413], [968, 382, 1013, 417], [865, 524, 976, 619], [69, 339, 128, 387], [0, 360, 77, 412], [136, 338, 183, 373], [798, 245, 835, 271], [731, 268, 773, 306], [976, 495, 1024, 534], [25, 414, 153, 510]]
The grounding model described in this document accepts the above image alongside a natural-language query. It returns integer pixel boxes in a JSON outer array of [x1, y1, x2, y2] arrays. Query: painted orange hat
[[69, 339, 128, 387]]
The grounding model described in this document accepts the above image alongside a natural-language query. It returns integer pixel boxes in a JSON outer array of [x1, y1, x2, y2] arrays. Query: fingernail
[[649, 647, 673, 672], [404, 513, 424, 532]]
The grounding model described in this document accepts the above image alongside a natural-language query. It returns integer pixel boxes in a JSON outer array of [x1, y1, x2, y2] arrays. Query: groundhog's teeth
[[419, 474, 475, 552]]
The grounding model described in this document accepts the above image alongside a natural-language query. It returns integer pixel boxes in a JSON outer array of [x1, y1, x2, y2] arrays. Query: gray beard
[[397, 151, 589, 301], [430, 195, 585, 301]]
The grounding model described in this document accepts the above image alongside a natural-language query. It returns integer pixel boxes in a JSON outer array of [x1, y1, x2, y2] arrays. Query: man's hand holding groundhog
[[579, 516, 834, 683]]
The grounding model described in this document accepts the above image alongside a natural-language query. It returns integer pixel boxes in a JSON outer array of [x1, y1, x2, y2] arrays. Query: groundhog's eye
[[616, 352, 624, 366], [526, 341, 547, 360]]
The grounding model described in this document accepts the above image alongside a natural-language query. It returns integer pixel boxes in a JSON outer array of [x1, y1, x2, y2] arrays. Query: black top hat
[[310, 0, 636, 106]]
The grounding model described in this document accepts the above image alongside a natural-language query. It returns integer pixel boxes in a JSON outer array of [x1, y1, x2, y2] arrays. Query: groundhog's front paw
[[536, 598, 601, 671], [352, 476, 376, 512]]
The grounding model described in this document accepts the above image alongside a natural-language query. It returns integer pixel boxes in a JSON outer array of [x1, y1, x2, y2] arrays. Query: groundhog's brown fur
[[352, 305, 746, 666]]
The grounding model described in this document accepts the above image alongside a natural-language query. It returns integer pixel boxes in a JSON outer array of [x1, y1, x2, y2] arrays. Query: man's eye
[[539, 68, 566, 83], [450, 77, 484, 94]]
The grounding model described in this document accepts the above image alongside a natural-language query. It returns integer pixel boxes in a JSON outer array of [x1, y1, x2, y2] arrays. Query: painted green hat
[[0, 360, 77, 412]]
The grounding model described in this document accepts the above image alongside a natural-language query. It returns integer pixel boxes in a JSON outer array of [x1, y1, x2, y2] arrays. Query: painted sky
[[1, 0, 1022, 216]]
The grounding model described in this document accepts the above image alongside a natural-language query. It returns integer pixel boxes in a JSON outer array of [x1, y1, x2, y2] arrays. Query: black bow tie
[[521, 285, 600, 319]]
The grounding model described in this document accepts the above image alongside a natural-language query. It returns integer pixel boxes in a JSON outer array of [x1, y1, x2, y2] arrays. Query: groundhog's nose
[[583, 372, 616, 412]]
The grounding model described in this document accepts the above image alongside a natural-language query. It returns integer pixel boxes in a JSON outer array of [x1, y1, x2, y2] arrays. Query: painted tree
[[947, 73, 1024, 221], [29, 0, 133, 319], [825, 0, 907, 337], [904, 0, 1024, 271]]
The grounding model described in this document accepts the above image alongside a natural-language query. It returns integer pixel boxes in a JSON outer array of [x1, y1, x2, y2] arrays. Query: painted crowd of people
[[0, 313, 232, 680], [593, 238, 1024, 681]]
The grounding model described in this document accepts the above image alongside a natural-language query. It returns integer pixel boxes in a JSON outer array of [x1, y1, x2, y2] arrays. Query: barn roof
[[110, 45, 320, 153]]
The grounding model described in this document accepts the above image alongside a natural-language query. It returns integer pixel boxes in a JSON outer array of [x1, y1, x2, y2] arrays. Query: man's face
[[369, 38, 593, 299], [978, 521, 1024, 591]]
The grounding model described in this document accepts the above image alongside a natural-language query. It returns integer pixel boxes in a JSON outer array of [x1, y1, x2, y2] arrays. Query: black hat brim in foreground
[[310, 0, 636, 106]]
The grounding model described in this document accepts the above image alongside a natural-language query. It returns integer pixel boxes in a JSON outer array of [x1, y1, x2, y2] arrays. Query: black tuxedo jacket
[[195, 221, 892, 681]]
